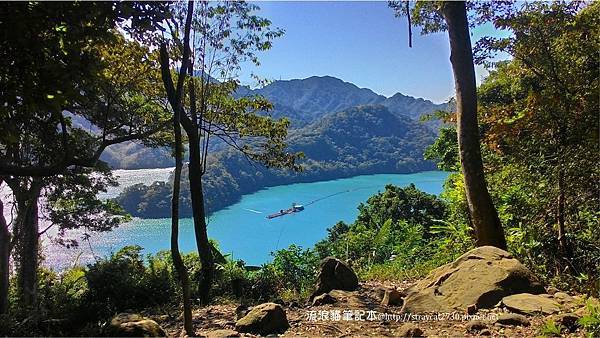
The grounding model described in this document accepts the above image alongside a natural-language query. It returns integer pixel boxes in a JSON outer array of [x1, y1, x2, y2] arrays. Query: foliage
[[424, 126, 459, 172], [314, 184, 455, 278], [578, 300, 600, 338], [419, 2, 599, 294], [271, 245, 319, 299], [85, 246, 176, 317], [476, 2, 599, 292], [538, 319, 563, 337]]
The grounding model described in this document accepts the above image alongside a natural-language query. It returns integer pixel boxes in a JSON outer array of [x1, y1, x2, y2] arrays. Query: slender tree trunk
[[158, 1, 195, 332], [12, 181, 42, 312], [442, 1, 507, 249], [557, 169, 569, 257], [171, 71, 193, 338], [187, 132, 213, 305], [0, 192, 10, 315]]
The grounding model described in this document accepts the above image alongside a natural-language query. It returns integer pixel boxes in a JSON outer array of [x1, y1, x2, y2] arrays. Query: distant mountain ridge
[[238, 76, 446, 124], [101, 75, 446, 169]]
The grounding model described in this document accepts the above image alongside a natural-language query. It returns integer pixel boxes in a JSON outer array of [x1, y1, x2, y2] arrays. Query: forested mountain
[[240, 75, 446, 124], [116, 105, 436, 218], [100, 76, 445, 169]]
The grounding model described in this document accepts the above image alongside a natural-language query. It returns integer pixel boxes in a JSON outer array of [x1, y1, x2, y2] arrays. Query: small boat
[[267, 203, 304, 219]]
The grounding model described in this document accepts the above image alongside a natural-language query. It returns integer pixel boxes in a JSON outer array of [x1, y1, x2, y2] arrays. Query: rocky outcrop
[[310, 257, 358, 300], [501, 293, 561, 315], [104, 313, 166, 337], [401, 246, 544, 313], [235, 303, 289, 335]]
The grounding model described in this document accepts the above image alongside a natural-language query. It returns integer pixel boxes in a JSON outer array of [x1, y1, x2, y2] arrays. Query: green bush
[[579, 300, 600, 338], [85, 245, 177, 317]]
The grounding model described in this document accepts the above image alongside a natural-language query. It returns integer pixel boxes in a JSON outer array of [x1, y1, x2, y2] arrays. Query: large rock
[[310, 257, 358, 300], [502, 293, 561, 315], [401, 246, 544, 313], [104, 313, 166, 337], [235, 303, 289, 335]]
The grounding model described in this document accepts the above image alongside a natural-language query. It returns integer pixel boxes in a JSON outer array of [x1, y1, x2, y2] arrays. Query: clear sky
[[240, 1, 508, 104]]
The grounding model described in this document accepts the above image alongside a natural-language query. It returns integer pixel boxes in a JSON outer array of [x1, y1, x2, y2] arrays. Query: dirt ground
[[151, 280, 587, 337]]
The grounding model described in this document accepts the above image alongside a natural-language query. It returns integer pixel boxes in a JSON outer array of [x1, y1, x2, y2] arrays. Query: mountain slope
[[116, 105, 436, 218], [101, 76, 445, 169]]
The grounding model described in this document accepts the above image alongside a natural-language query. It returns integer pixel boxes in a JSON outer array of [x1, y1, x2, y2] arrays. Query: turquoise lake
[[44, 170, 449, 269]]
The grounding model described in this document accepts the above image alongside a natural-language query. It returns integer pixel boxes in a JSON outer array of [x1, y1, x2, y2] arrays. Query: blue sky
[[240, 1, 509, 104]]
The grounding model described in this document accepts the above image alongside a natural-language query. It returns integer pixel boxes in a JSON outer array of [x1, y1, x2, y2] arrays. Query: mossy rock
[[104, 313, 166, 337], [235, 303, 289, 335]]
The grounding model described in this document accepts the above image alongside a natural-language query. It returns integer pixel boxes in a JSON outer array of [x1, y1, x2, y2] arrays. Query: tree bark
[[11, 180, 42, 312], [557, 169, 570, 258], [187, 132, 214, 305], [0, 190, 10, 315], [160, 1, 194, 333], [171, 89, 193, 336], [442, 1, 507, 249]]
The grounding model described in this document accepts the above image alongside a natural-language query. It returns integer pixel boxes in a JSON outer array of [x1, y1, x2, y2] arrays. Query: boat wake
[[243, 208, 263, 214]]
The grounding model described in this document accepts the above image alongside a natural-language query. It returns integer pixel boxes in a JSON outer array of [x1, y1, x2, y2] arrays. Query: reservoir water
[[43, 170, 449, 270]]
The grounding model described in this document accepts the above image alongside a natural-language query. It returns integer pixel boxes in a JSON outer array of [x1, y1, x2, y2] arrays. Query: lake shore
[[43, 170, 449, 270]]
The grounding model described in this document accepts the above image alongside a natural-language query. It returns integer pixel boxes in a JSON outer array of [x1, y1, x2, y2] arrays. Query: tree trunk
[[187, 132, 214, 305], [557, 169, 570, 258], [158, 1, 195, 332], [0, 193, 10, 315], [170, 50, 193, 336], [442, 1, 507, 249], [11, 180, 42, 312]]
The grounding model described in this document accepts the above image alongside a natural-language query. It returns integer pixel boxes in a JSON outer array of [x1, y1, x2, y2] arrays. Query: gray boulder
[[310, 257, 358, 300], [235, 303, 289, 335], [401, 246, 544, 313]]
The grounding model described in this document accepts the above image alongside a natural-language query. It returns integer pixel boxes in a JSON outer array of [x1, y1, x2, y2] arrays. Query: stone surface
[[502, 293, 561, 315], [495, 313, 531, 327], [235, 303, 289, 335], [396, 323, 424, 337], [546, 286, 560, 295], [104, 313, 166, 337], [310, 257, 359, 300], [312, 293, 337, 306], [553, 291, 580, 310], [465, 320, 488, 333], [400, 246, 544, 313], [205, 329, 240, 338], [381, 289, 404, 306]]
